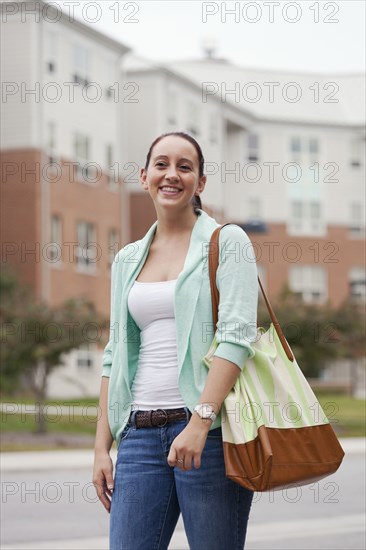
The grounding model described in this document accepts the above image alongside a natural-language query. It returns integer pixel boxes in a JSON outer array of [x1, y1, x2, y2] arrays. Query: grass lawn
[[1, 396, 98, 450], [1, 392, 364, 451], [314, 391, 366, 438], [1, 407, 98, 452], [1, 412, 97, 435]]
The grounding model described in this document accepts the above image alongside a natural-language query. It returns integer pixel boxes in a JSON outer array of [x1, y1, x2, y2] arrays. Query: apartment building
[[124, 54, 366, 309], [1, 3, 364, 397], [1, 1, 130, 397]]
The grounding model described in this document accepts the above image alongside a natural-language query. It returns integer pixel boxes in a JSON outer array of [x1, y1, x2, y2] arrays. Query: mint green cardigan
[[102, 209, 259, 446]]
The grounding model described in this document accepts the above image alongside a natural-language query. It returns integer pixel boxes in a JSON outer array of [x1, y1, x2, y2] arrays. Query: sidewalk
[[1, 513, 365, 549], [0, 532, 189, 550], [0, 438, 364, 472]]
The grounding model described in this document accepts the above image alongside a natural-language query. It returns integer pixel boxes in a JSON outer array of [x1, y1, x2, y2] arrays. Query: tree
[[0, 262, 34, 392], [257, 282, 365, 379], [0, 262, 109, 433], [331, 298, 366, 395]]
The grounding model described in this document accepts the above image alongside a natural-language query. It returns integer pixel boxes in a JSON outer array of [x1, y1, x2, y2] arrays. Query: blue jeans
[[109, 407, 254, 550]]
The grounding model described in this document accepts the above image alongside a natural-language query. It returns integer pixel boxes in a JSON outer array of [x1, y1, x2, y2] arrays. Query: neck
[[154, 207, 200, 243]]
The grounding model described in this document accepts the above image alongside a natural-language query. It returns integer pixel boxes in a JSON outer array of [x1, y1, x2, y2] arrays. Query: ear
[[140, 168, 148, 189], [196, 174, 206, 195]]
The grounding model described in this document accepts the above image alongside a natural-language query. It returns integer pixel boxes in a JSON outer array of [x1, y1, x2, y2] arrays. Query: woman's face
[[140, 136, 206, 213]]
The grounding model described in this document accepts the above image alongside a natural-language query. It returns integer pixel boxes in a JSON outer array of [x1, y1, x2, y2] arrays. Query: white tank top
[[127, 279, 186, 410]]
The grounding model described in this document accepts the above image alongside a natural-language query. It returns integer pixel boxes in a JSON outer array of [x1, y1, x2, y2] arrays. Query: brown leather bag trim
[[222, 423, 345, 492]]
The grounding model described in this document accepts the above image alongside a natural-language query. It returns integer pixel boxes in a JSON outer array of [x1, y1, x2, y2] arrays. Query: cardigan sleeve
[[101, 249, 122, 378], [212, 224, 258, 370]]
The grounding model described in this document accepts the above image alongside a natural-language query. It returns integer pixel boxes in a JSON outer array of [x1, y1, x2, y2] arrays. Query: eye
[[180, 165, 191, 170], [155, 162, 166, 167]]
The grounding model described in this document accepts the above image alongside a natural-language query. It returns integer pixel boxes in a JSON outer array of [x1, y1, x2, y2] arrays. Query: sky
[[53, 0, 366, 74]]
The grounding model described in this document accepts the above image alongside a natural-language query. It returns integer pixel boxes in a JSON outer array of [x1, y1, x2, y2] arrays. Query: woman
[[93, 132, 259, 550]]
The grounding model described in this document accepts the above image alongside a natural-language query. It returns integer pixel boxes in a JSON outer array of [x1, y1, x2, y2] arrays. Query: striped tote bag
[[204, 224, 345, 492]]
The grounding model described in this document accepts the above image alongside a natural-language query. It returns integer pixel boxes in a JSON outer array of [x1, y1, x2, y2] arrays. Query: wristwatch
[[194, 403, 217, 423]]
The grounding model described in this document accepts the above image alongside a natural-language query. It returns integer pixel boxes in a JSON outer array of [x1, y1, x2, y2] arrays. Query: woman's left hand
[[167, 415, 212, 470]]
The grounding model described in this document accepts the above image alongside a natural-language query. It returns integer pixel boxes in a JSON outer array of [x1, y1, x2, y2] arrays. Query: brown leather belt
[[130, 408, 190, 428]]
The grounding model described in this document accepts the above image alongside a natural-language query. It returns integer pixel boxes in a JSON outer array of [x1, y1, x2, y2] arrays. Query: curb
[[0, 438, 364, 473], [0, 448, 116, 472]]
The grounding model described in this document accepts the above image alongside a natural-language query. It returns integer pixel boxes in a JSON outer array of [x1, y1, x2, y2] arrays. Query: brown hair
[[144, 132, 204, 215]]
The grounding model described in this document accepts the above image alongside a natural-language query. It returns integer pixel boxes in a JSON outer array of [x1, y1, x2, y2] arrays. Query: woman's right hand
[[93, 451, 114, 513]]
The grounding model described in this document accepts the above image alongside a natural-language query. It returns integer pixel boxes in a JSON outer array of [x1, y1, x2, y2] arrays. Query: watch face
[[196, 405, 215, 419]]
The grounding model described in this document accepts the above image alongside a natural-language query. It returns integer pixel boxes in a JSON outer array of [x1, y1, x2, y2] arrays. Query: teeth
[[160, 187, 180, 192]]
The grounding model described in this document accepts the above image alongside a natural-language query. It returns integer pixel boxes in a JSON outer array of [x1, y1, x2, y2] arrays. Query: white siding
[[221, 121, 365, 228], [1, 15, 41, 148], [42, 20, 122, 171], [123, 72, 162, 193]]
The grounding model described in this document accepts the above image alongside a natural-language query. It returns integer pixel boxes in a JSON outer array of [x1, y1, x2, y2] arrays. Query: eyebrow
[[153, 155, 193, 164]]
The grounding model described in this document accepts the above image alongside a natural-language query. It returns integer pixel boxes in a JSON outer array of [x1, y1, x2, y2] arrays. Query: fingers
[[167, 430, 206, 471], [105, 470, 114, 495], [193, 454, 201, 470], [94, 480, 112, 513], [167, 445, 177, 467], [182, 454, 201, 470], [169, 451, 201, 471], [167, 445, 193, 470], [93, 466, 114, 513]]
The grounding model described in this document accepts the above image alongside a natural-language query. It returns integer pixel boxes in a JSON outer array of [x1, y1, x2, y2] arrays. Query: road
[[1, 445, 365, 550]]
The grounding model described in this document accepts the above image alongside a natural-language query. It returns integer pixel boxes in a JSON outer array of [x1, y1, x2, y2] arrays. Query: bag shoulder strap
[[208, 224, 294, 362]]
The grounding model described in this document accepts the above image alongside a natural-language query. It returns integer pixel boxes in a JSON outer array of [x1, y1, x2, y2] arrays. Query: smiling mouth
[[159, 187, 182, 194]]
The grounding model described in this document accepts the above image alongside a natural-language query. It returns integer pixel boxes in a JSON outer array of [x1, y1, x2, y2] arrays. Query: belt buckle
[[155, 409, 168, 427]]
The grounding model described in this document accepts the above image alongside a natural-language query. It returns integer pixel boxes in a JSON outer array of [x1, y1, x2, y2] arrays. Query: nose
[[165, 166, 179, 180]]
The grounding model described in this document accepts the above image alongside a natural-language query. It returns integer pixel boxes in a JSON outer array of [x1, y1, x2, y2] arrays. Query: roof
[[123, 54, 365, 126], [0, 1, 131, 55]]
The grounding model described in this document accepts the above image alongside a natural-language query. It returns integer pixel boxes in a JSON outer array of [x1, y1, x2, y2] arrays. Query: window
[[290, 137, 301, 165], [248, 133, 259, 162], [290, 137, 320, 165], [106, 144, 118, 189], [50, 214, 62, 264], [47, 121, 57, 166], [290, 136, 301, 151], [309, 138, 319, 162], [289, 265, 327, 304], [104, 56, 115, 99], [74, 133, 91, 181], [350, 138, 363, 168], [349, 267, 366, 303], [76, 222, 96, 272], [108, 229, 119, 270], [46, 30, 57, 73], [349, 202, 365, 238], [309, 138, 318, 154], [186, 101, 200, 137], [72, 44, 90, 86], [74, 133, 89, 163], [167, 88, 178, 125], [76, 344, 94, 369], [291, 137, 301, 152], [47, 121, 56, 153], [209, 112, 218, 144], [248, 197, 261, 220], [291, 200, 302, 233], [289, 200, 324, 235], [309, 201, 321, 232]]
